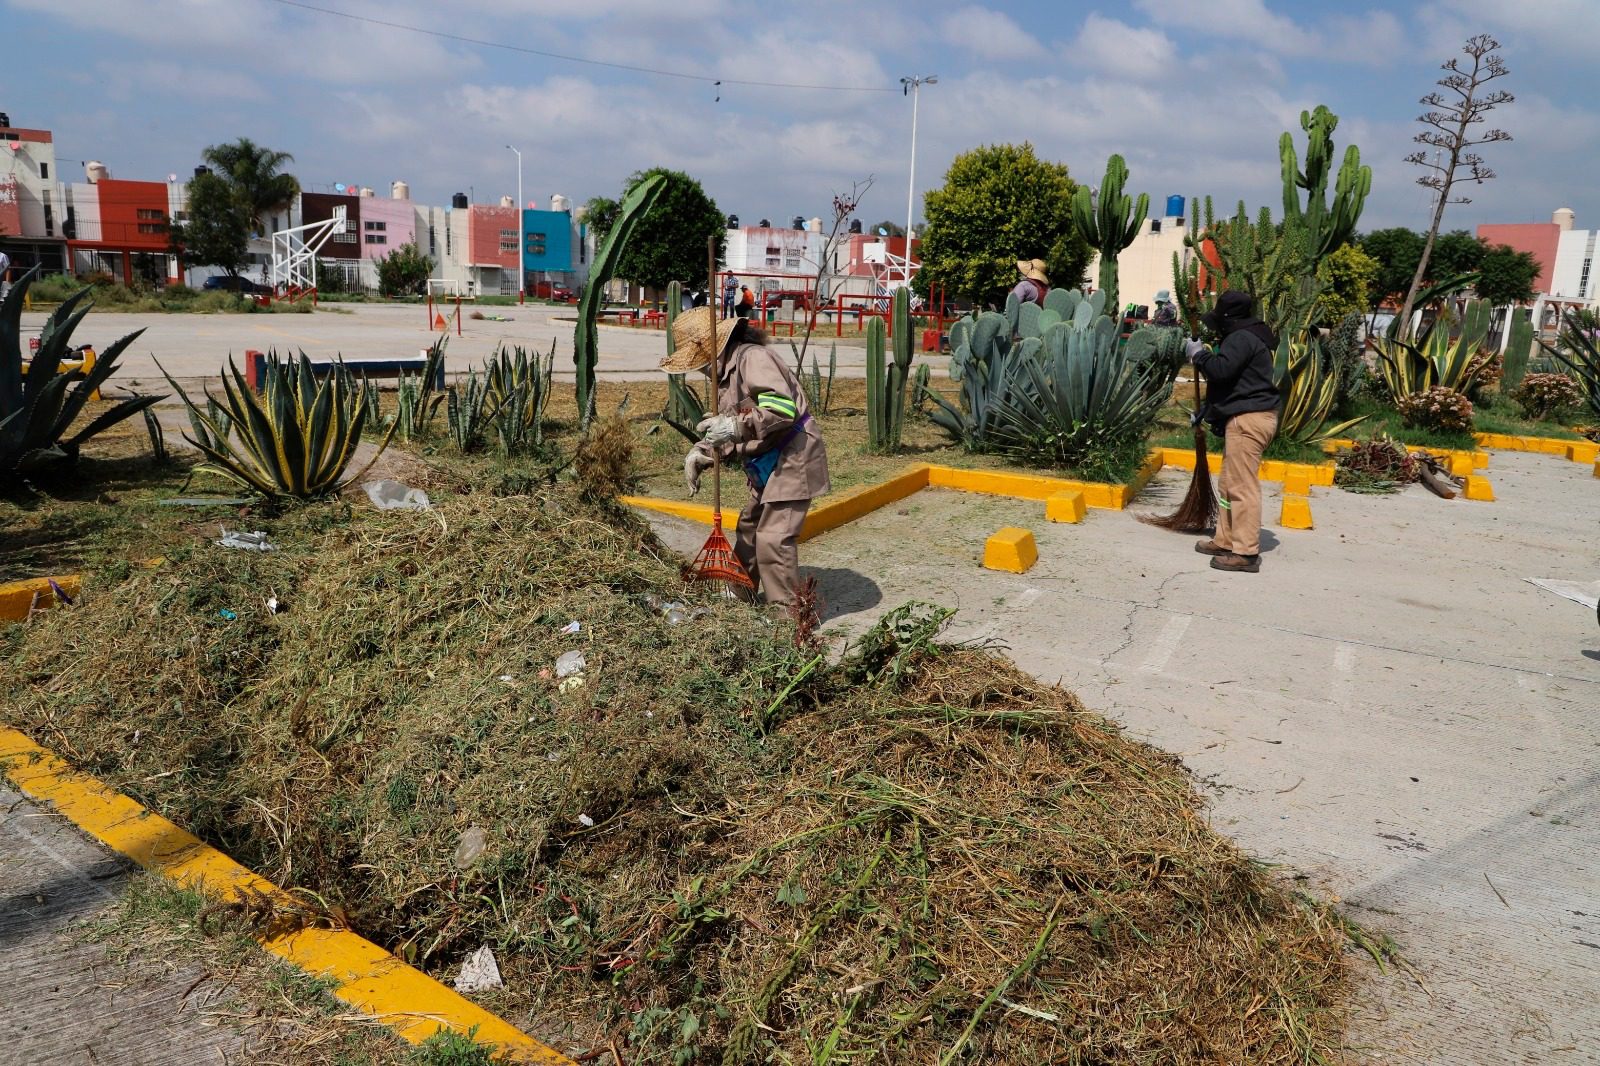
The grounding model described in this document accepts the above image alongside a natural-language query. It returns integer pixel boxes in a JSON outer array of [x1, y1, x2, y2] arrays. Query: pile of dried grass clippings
[[7, 490, 1352, 1064]]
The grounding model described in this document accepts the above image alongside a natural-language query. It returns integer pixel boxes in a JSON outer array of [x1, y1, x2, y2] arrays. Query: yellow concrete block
[[1593, 458, 1600, 479], [1283, 470, 1312, 496], [983, 527, 1038, 573], [1464, 474, 1495, 502], [0, 574, 82, 622], [1473, 451, 1489, 469], [1280, 494, 1313, 530], [1447, 452, 1475, 477], [1565, 441, 1599, 464], [1046, 490, 1087, 523], [1260, 459, 1288, 482]]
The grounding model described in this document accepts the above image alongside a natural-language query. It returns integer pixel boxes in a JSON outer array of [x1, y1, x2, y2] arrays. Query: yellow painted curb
[[617, 496, 737, 531], [983, 527, 1037, 573], [1280, 495, 1313, 530], [1464, 474, 1495, 502], [1593, 458, 1600, 479], [1282, 470, 1312, 496], [0, 727, 573, 1065], [1475, 431, 1586, 458], [802, 465, 930, 540], [1565, 440, 1599, 464], [0, 574, 82, 623], [1045, 490, 1086, 523]]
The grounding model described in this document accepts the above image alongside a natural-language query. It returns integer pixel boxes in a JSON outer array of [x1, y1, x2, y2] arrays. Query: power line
[[262, 0, 896, 93]]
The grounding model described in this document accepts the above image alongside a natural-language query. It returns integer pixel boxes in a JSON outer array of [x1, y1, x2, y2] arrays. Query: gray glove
[[1183, 337, 1207, 360], [696, 414, 740, 446], [683, 447, 715, 497]]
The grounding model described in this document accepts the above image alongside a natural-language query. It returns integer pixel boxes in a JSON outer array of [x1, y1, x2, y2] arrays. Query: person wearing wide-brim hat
[[663, 308, 830, 606], [1185, 290, 1280, 573], [1012, 258, 1050, 306]]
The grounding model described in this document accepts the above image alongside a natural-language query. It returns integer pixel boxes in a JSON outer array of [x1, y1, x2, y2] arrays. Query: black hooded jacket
[[1195, 317, 1280, 432]]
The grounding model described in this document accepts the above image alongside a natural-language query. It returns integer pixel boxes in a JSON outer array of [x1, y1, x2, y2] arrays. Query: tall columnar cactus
[[865, 289, 915, 452], [1280, 105, 1372, 263], [575, 174, 667, 427], [1071, 155, 1149, 316], [1502, 310, 1533, 391]]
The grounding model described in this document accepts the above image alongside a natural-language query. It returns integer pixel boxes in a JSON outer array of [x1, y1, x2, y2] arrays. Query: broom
[[1140, 347, 1217, 534], [688, 235, 755, 591]]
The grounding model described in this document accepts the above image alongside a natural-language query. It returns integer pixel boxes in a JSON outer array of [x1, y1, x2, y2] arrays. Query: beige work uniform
[[1214, 410, 1278, 556], [707, 343, 830, 606]]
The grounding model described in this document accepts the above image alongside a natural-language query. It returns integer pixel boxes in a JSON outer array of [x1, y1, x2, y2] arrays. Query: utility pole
[[506, 144, 524, 304], [900, 74, 936, 284]]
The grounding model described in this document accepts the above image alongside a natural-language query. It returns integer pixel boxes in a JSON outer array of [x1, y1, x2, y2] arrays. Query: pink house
[[358, 196, 417, 261]]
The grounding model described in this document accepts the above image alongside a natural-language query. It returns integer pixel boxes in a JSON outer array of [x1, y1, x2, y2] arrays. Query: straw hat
[[661, 306, 731, 373], [1016, 258, 1050, 284]]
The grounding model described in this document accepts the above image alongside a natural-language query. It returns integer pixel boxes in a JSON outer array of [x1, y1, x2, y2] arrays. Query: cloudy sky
[[4, 0, 1596, 233]]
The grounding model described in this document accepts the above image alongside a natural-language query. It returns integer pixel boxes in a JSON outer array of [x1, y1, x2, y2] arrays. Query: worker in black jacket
[[1184, 290, 1280, 573]]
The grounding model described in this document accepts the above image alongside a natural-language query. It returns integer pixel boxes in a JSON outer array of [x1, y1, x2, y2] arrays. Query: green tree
[[375, 242, 434, 297], [1316, 242, 1380, 321], [202, 137, 301, 234], [169, 171, 250, 277], [914, 143, 1091, 307], [583, 168, 723, 292], [1476, 243, 1539, 306], [1429, 229, 1485, 279], [1358, 227, 1425, 302]]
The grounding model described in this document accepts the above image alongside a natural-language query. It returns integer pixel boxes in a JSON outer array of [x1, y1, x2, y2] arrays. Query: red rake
[[688, 235, 754, 591]]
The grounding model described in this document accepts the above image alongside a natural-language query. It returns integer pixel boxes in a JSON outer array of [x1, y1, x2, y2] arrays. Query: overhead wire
[[261, 0, 896, 94]]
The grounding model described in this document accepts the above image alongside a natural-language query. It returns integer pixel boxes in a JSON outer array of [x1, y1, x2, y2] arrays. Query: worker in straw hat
[[1012, 258, 1050, 306], [663, 308, 830, 607]]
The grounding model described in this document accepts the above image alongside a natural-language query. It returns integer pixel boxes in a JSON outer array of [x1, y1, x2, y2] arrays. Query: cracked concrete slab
[[651, 449, 1600, 1062]]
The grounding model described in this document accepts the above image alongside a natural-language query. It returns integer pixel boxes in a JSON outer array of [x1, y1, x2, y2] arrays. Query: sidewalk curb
[[0, 727, 572, 1065]]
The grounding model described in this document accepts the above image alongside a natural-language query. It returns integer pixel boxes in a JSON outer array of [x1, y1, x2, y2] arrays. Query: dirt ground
[[650, 451, 1600, 1064]]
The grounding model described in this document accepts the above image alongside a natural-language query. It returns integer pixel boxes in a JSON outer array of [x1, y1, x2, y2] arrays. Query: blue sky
[[4, 0, 1596, 234]]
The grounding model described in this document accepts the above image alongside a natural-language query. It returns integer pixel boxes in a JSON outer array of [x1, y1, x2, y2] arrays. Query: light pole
[[506, 144, 524, 304], [900, 74, 936, 282]]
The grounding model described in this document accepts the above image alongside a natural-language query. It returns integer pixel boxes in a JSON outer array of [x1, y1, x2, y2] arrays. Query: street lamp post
[[506, 144, 524, 304], [900, 74, 936, 283]]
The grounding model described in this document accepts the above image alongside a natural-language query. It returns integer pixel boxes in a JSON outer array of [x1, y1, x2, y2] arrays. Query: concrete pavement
[[21, 303, 922, 392], [649, 450, 1600, 1063]]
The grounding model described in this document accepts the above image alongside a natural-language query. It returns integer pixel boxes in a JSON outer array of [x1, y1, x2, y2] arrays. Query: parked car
[[529, 280, 573, 301], [202, 275, 268, 294]]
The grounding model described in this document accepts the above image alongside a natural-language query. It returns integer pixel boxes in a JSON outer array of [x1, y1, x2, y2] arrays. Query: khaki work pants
[[736, 497, 811, 606], [1214, 410, 1278, 557]]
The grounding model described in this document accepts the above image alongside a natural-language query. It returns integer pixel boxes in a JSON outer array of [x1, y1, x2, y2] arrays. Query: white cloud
[[938, 5, 1048, 61], [1072, 14, 1179, 78], [1131, 0, 1314, 53]]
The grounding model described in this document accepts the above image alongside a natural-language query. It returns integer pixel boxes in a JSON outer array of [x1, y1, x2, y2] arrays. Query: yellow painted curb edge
[[0, 727, 573, 1066], [0, 574, 83, 623]]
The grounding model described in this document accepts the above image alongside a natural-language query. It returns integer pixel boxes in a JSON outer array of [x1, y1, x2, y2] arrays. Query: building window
[[365, 220, 386, 231], [365, 234, 387, 245], [784, 257, 801, 270], [137, 208, 164, 221], [1580, 258, 1592, 298], [39, 162, 48, 179], [333, 218, 356, 244], [765, 246, 780, 256], [43, 204, 53, 237], [500, 240, 518, 254], [766, 257, 779, 267]]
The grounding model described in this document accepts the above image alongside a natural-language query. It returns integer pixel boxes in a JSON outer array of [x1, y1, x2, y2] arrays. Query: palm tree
[[202, 138, 300, 234]]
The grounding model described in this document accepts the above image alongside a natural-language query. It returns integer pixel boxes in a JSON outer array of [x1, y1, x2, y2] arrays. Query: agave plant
[[160, 350, 390, 498], [1544, 311, 1600, 417], [483, 342, 553, 448], [931, 289, 1166, 470], [1371, 298, 1492, 403], [1, 267, 162, 487], [446, 370, 498, 452], [1272, 336, 1368, 444]]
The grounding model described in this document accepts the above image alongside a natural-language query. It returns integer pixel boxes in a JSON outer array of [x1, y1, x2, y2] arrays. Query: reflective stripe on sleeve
[[756, 393, 798, 418]]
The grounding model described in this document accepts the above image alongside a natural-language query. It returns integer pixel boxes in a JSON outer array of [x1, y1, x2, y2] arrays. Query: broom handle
[[707, 236, 722, 517]]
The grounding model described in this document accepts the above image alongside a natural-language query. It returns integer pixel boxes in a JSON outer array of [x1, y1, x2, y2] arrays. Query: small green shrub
[[1396, 386, 1473, 435], [1510, 372, 1584, 421]]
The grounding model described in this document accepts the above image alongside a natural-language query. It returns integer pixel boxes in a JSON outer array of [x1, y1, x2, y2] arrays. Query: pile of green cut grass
[[7, 486, 1353, 1064]]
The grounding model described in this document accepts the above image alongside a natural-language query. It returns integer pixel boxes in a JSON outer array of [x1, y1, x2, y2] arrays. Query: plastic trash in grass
[[454, 945, 503, 993], [363, 479, 431, 511], [217, 528, 275, 551]]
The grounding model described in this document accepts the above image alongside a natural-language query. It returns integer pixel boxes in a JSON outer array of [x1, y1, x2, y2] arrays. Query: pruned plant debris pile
[[7, 489, 1350, 1064], [1334, 436, 1423, 495]]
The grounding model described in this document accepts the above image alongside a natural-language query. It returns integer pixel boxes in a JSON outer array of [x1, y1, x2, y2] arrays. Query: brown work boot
[[1194, 539, 1229, 556], [1210, 552, 1261, 573]]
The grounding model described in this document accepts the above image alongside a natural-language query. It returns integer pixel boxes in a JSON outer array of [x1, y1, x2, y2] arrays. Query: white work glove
[[696, 414, 740, 446], [1183, 337, 1207, 360], [683, 447, 715, 497]]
